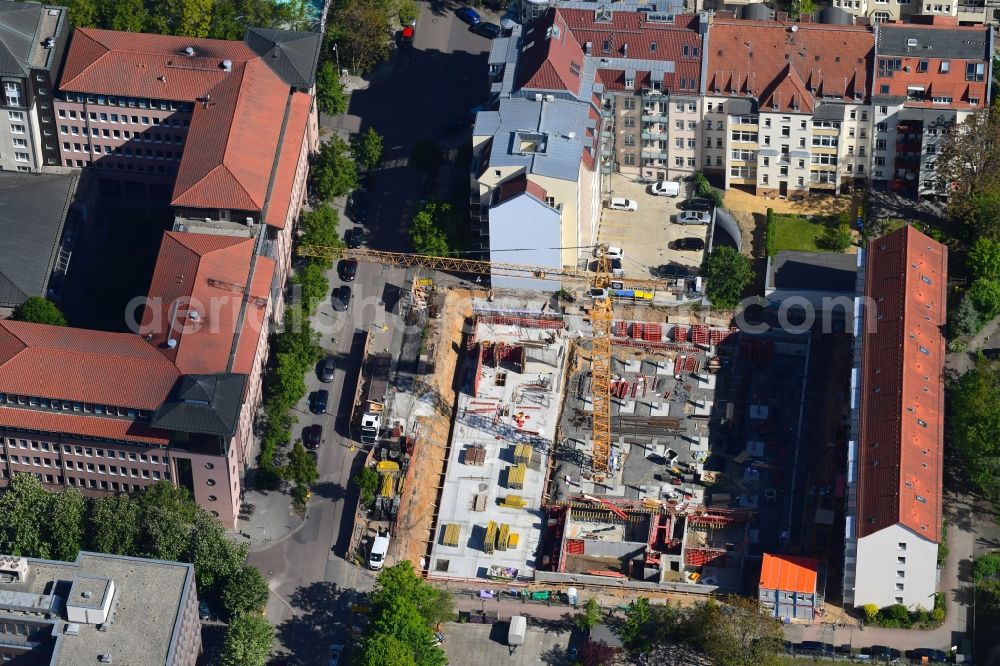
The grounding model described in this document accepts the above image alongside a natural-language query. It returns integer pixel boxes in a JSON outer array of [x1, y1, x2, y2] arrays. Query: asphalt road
[[247, 5, 492, 663]]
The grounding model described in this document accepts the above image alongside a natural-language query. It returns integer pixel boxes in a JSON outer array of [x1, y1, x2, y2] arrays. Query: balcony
[[641, 147, 668, 159], [641, 108, 668, 123], [641, 129, 667, 140]]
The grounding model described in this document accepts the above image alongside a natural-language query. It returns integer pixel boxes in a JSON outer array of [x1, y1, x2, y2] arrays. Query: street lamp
[[332, 43, 340, 75]]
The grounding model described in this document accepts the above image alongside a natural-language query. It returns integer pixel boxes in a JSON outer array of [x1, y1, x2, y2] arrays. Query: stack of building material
[[497, 523, 511, 551], [501, 494, 528, 508], [513, 443, 532, 465], [484, 521, 497, 553], [443, 523, 461, 547], [507, 463, 527, 489], [465, 444, 486, 466]]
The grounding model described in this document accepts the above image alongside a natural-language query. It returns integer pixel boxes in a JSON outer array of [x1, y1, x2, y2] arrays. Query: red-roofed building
[[759, 553, 822, 622], [704, 18, 874, 197], [845, 225, 947, 609]]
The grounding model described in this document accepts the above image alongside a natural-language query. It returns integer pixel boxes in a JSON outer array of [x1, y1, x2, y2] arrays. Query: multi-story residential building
[[703, 17, 875, 197], [0, 1, 70, 171], [0, 26, 320, 527], [829, 0, 992, 28], [870, 20, 992, 197], [843, 225, 947, 609], [0, 551, 201, 665]]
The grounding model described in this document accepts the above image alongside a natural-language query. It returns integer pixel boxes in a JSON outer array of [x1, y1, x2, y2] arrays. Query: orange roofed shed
[[759, 553, 819, 594]]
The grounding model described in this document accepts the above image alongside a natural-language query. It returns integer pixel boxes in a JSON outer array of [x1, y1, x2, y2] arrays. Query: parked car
[[338, 258, 358, 281], [345, 226, 364, 249], [673, 210, 712, 225], [329, 643, 345, 666], [346, 192, 367, 223], [304, 424, 323, 449], [650, 180, 681, 197], [471, 21, 501, 38], [672, 237, 705, 251], [607, 197, 638, 211], [679, 198, 713, 212], [332, 285, 352, 312], [319, 355, 335, 383], [199, 600, 212, 620], [906, 648, 948, 663], [310, 389, 329, 415], [593, 246, 624, 260], [797, 641, 834, 656], [399, 24, 415, 46], [454, 6, 481, 24], [861, 645, 901, 662]]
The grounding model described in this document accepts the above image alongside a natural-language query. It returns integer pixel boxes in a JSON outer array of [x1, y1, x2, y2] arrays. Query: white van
[[651, 181, 680, 197], [369, 530, 390, 570], [607, 197, 638, 211]]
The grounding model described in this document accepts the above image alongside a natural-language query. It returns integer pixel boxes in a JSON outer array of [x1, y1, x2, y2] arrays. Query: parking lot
[[599, 173, 708, 279]]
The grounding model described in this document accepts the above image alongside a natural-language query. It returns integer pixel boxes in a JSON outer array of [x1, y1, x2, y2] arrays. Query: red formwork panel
[[691, 324, 710, 345], [673, 325, 689, 342], [644, 323, 662, 341], [630, 322, 645, 339], [614, 321, 627, 337], [709, 327, 740, 346]]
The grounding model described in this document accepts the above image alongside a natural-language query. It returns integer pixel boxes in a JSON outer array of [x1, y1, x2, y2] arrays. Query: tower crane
[[297, 245, 674, 474]]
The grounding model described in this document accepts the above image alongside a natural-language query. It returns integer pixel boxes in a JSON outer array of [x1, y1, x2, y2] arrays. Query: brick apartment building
[[844, 225, 947, 608], [0, 1, 70, 171], [0, 551, 201, 664], [0, 26, 320, 527]]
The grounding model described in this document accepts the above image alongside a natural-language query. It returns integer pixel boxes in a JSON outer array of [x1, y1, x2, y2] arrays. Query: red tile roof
[[264, 91, 313, 229], [517, 11, 587, 93], [497, 175, 548, 204], [759, 553, 819, 594], [707, 20, 873, 110], [0, 406, 170, 446], [142, 231, 271, 377], [0, 320, 178, 410], [59, 28, 257, 101], [857, 225, 947, 542], [171, 59, 289, 212], [559, 9, 703, 93]]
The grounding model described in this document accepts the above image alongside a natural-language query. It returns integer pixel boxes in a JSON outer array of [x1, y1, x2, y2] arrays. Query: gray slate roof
[[0, 171, 77, 308], [245, 27, 323, 90], [0, 1, 44, 76], [877, 25, 991, 60], [769, 250, 858, 293], [151, 373, 247, 436]]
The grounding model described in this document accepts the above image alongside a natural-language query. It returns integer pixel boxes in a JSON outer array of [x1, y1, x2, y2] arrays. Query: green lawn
[[772, 214, 830, 253]]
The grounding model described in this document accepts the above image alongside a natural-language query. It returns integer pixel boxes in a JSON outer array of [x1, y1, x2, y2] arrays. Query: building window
[[622, 116, 635, 128], [940, 60, 950, 73], [10, 124, 25, 134], [624, 135, 635, 146], [623, 153, 635, 165], [4, 82, 22, 106], [895, 583, 904, 591], [898, 556, 906, 565], [966, 62, 985, 82], [623, 98, 635, 110], [14, 152, 29, 162], [896, 570, 905, 578]]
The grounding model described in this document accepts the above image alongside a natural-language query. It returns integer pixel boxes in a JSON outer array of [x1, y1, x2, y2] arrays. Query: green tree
[[938, 106, 1000, 237], [66, 0, 100, 27], [221, 565, 270, 619], [99, 0, 147, 31], [267, 351, 310, 407], [620, 597, 652, 649], [134, 482, 198, 561], [410, 140, 443, 176], [694, 596, 784, 666], [221, 612, 275, 666], [360, 632, 417, 666], [353, 127, 384, 171], [397, 0, 418, 24], [13, 296, 68, 326], [184, 512, 248, 595], [328, 1, 392, 74], [292, 261, 329, 311], [968, 278, 1000, 319], [354, 466, 379, 506], [410, 202, 455, 256], [311, 136, 358, 200], [701, 246, 754, 309], [970, 236, 1000, 280], [299, 204, 342, 261], [950, 295, 982, 338], [315, 60, 349, 116], [149, 0, 213, 37], [45, 489, 86, 561], [975, 552, 1000, 581], [86, 494, 140, 555], [574, 597, 602, 632], [948, 358, 1000, 500], [284, 441, 319, 488], [860, 603, 880, 624], [362, 562, 449, 665], [0, 473, 52, 558], [817, 222, 853, 252]]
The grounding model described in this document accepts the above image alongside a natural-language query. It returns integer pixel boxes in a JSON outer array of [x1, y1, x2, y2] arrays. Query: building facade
[[0, 1, 70, 172], [0, 551, 201, 665], [843, 225, 947, 609]]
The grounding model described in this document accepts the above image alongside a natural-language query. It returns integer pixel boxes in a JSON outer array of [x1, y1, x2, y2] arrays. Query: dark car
[[673, 237, 706, 251], [199, 600, 212, 620], [338, 258, 358, 282], [862, 645, 901, 662], [310, 389, 329, 415], [347, 192, 367, 223], [796, 641, 834, 656], [304, 424, 323, 449], [399, 24, 415, 46], [907, 648, 948, 663], [680, 198, 713, 212], [471, 21, 501, 38], [346, 226, 364, 249], [332, 285, 352, 312], [319, 355, 335, 383], [454, 6, 481, 25]]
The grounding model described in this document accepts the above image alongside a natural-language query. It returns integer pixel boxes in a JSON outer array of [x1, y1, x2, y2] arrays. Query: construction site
[[345, 266, 815, 596]]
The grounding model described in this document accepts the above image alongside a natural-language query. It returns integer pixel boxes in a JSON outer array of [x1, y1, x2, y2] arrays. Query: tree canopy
[[222, 612, 275, 666], [949, 357, 1000, 501], [410, 202, 457, 256], [327, 1, 392, 74], [938, 106, 1000, 239], [13, 296, 68, 326], [311, 136, 358, 201], [701, 246, 753, 309], [353, 127, 385, 171], [315, 60, 349, 117]]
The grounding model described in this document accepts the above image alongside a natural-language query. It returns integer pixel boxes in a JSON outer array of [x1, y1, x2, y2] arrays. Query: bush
[[817, 222, 853, 252], [354, 467, 379, 506], [13, 296, 67, 326], [950, 295, 982, 339], [968, 278, 1000, 319], [693, 172, 723, 208], [701, 246, 754, 309], [975, 552, 1000, 581], [860, 603, 879, 624], [765, 208, 776, 257]]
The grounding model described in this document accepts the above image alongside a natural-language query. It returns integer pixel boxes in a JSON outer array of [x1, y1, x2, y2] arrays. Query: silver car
[[673, 210, 711, 225]]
